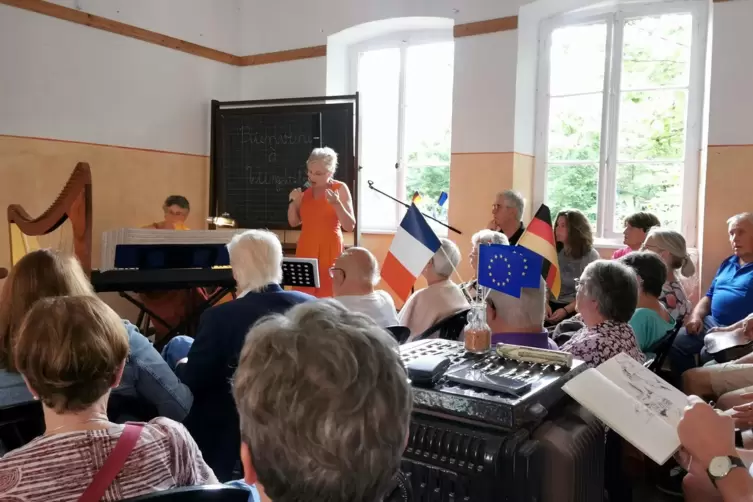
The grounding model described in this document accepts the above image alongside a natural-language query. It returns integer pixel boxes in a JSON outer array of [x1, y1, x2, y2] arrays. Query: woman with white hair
[[461, 229, 509, 303], [401, 238, 469, 340], [642, 228, 695, 322], [288, 147, 356, 298]]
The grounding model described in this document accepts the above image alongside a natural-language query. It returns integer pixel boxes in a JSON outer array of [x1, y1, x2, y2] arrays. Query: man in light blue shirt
[[670, 213, 753, 387]]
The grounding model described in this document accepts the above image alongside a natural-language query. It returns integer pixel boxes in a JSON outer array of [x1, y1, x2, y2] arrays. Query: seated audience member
[[560, 260, 645, 368], [141, 195, 208, 340], [0, 296, 215, 501], [621, 252, 676, 352], [461, 229, 508, 303], [669, 213, 753, 382], [611, 211, 661, 259], [232, 300, 411, 502], [401, 238, 469, 340], [486, 278, 558, 349], [0, 249, 192, 421], [547, 209, 600, 325], [171, 229, 314, 481], [332, 247, 398, 330], [642, 228, 695, 321], [488, 190, 526, 245], [682, 316, 753, 406], [678, 398, 753, 502]]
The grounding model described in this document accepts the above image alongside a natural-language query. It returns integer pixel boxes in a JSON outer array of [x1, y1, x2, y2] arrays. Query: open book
[[563, 352, 688, 465]]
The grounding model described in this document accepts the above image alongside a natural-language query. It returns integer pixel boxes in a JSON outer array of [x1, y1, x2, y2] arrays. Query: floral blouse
[[560, 320, 646, 368], [659, 280, 690, 323]]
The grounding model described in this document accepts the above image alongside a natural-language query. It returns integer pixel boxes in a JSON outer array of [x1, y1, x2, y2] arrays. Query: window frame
[[533, 0, 708, 246], [349, 29, 454, 233]]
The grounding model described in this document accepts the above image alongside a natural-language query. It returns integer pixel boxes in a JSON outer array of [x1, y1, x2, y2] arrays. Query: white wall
[[240, 59, 327, 100], [237, 1, 526, 154], [707, 0, 753, 146], [47, 0, 242, 54], [240, 0, 529, 53], [0, 4, 238, 155], [451, 31, 518, 153]]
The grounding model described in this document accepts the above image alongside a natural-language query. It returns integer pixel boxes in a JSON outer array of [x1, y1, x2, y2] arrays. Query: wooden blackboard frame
[[210, 95, 359, 246]]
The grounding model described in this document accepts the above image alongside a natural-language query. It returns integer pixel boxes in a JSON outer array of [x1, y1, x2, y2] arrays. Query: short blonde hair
[[471, 229, 508, 248], [0, 249, 94, 372], [307, 147, 338, 174], [227, 230, 283, 293], [15, 296, 129, 413], [233, 300, 410, 502]]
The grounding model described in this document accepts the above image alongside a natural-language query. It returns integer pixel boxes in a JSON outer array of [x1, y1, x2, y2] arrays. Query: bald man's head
[[332, 247, 379, 296]]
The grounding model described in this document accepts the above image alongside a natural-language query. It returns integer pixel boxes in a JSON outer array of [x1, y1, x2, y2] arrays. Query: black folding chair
[[645, 316, 685, 374], [414, 308, 471, 342], [120, 485, 248, 502], [385, 326, 411, 344]]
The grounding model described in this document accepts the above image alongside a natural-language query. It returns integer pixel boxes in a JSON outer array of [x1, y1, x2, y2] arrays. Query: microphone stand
[[366, 180, 462, 235]]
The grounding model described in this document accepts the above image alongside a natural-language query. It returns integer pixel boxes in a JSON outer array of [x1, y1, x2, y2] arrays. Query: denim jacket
[[0, 321, 192, 421], [116, 320, 193, 421]]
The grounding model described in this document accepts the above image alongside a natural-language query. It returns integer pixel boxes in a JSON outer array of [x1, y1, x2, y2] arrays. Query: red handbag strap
[[78, 423, 144, 502]]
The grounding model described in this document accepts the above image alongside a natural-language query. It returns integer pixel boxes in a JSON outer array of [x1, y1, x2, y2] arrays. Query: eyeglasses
[[642, 244, 661, 252], [328, 267, 345, 279]]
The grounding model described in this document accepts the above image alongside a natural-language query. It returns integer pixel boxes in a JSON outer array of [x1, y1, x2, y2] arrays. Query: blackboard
[[211, 101, 356, 230]]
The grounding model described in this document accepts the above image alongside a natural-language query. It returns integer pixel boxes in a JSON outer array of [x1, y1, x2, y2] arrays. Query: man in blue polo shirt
[[485, 277, 558, 350], [669, 212, 753, 386]]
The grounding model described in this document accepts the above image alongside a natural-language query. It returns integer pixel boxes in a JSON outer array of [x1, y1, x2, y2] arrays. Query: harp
[[7, 162, 93, 274]]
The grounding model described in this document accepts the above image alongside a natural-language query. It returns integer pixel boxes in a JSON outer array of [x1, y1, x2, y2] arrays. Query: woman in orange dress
[[288, 147, 356, 297]]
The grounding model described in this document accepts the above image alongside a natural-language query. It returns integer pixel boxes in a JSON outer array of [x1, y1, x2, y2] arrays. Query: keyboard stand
[[120, 285, 236, 351]]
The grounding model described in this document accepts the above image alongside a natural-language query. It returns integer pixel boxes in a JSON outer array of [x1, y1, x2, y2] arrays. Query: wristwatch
[[708, 455, 746, 486]]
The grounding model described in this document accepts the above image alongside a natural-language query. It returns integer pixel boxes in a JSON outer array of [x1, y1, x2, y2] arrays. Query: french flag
[[381, 204, 441, 301]]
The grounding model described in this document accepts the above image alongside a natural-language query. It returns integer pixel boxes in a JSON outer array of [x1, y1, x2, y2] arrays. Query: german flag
[[516, 204, 561, 298]]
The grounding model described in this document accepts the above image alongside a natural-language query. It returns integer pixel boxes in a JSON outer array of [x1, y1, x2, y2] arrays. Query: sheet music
[[101, 229, 246, 270]]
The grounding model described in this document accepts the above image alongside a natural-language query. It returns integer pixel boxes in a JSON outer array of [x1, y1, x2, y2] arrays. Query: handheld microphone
[[289, 181, 311, 204]]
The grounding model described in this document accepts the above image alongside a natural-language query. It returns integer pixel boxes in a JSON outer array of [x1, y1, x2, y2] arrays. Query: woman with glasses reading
[[288, 148, 356, 298]]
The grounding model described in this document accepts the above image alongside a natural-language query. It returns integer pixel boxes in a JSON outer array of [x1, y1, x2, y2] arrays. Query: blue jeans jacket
[[115, 321, 193, 420], [0, 320, 193, 421]]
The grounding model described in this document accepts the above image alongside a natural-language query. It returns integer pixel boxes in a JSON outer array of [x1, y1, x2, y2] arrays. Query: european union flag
[[509, 246, 545, 288], [478, 244, 543, 298]]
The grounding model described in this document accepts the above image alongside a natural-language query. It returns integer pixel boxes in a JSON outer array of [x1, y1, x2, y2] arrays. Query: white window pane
[[405, 42, 454, 225], [550, 23, 607, 96], [547, 94, 603, 162], [546, 163, 598, 225], [614, 162, 683, 230], [621, 14, 693, 90], [618, 89, 688, 161], [358, 48, 400, 231]]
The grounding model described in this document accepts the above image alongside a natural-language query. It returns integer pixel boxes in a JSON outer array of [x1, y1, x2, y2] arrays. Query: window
[[354, 36, 454, 232], [535, 2, 707, 244]]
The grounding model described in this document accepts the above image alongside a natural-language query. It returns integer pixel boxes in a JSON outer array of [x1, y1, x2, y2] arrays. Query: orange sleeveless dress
[[295, 181, 344, 298]]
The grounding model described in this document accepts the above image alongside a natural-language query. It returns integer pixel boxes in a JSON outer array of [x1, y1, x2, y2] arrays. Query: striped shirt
[[0, 417, 217, 501]]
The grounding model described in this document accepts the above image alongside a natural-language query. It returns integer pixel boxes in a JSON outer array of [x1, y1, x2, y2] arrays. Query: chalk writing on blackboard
[[232, 126, 313, 147], [246, 166, 307, 191]]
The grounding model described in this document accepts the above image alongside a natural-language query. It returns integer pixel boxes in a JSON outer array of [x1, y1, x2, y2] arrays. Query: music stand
[[282, 258, 319, 289]]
